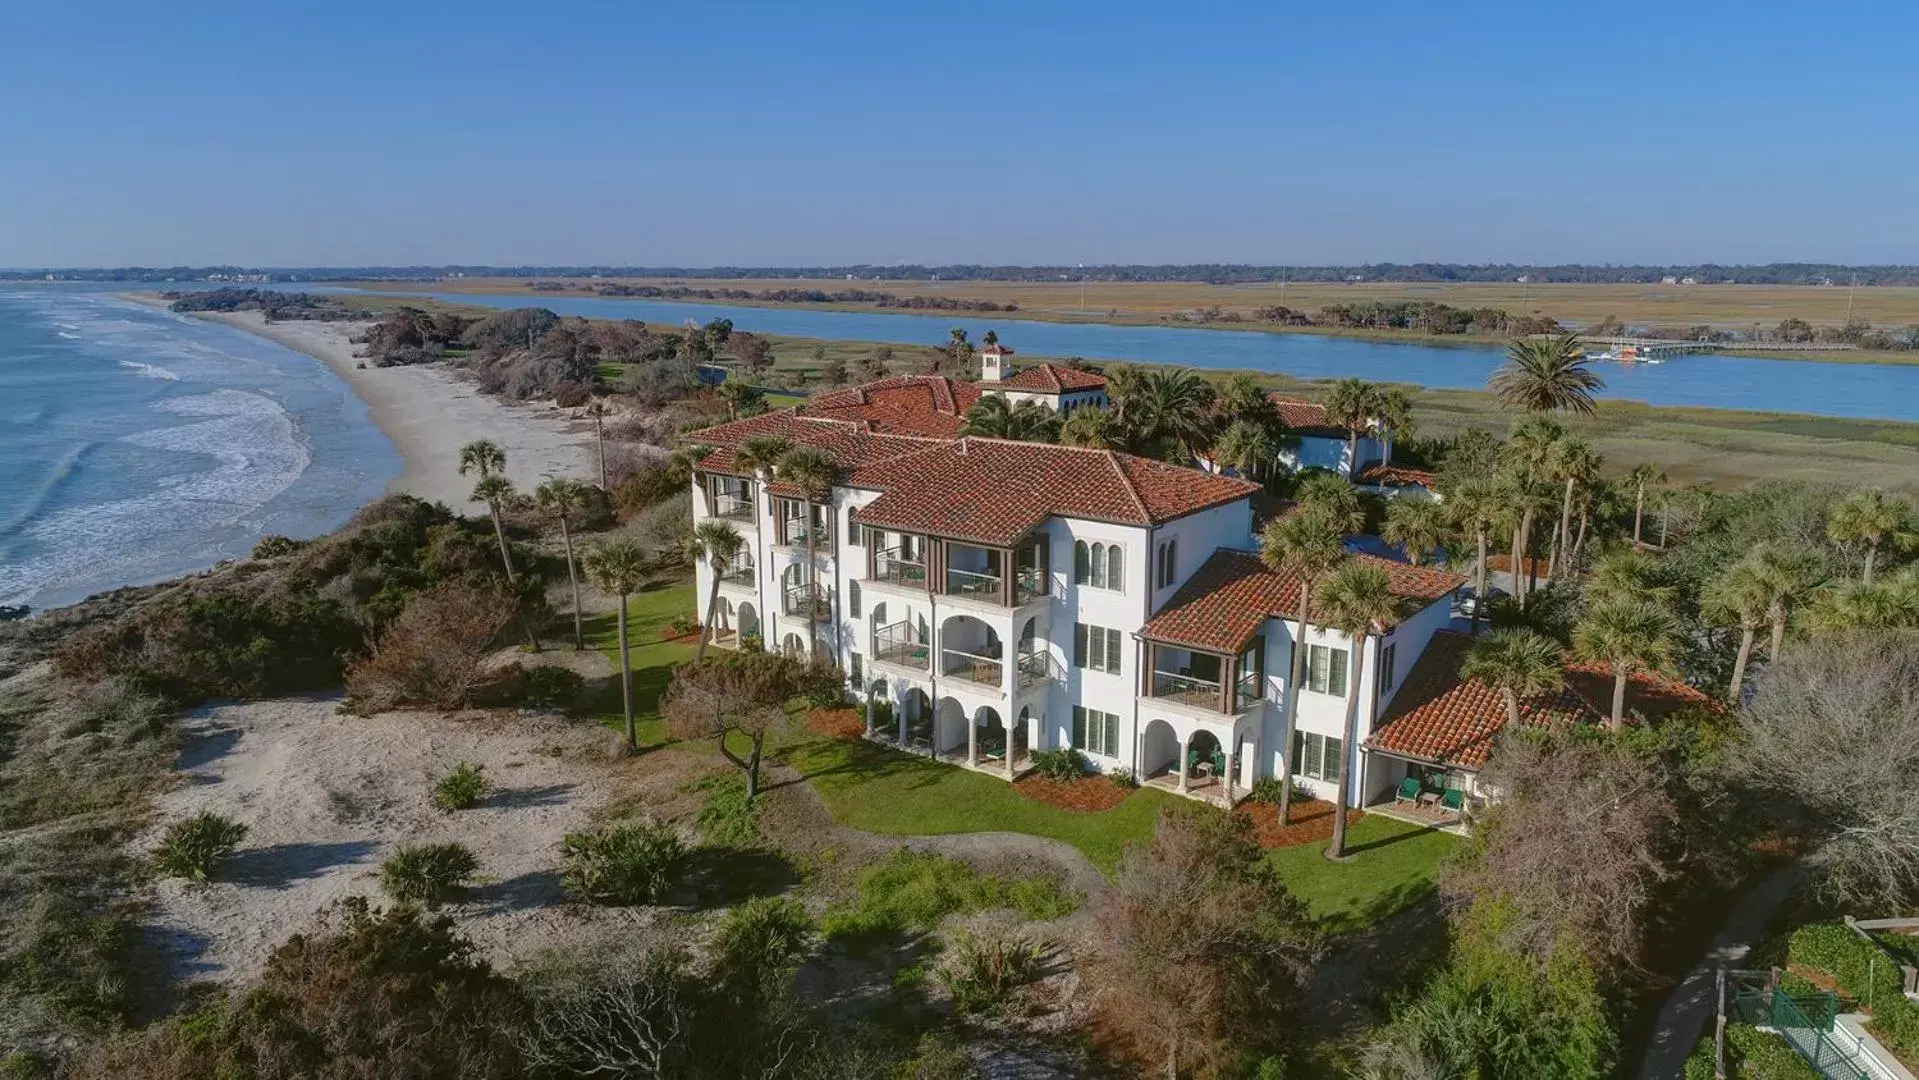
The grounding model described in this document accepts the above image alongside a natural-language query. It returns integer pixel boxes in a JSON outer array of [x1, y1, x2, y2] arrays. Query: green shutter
[[1330, 648, 1349, 696], [1074, 623, 1087, 668], [1105, 628, 1122, 674], [1072, 707, 1086, 750], [1325, 737, 1343, 783]]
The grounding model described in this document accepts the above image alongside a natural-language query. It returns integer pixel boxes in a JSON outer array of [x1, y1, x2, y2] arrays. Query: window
[[1073, 623, 1123, 675], [1156, 538, 1178, 589], [846, 507, 863, 547], [1072, 706, 1122, 758], [1291, 731, 1344, 783], [1073, 540, 1124, 592], [848, 580, 861, 619], [1377, 641, 1398, 696], [849, 653, 862, 685], [1305, 643, 1350, 696]]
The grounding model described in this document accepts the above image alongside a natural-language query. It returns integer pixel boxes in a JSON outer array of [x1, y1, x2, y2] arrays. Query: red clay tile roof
[[803, 376, 983, 437], [851, 439, 1259, 545], [1365, 630, 1721, 770], [684, 411, 941, 494], [982, 343, 1013, 355], [1268, 395, 1348, 439], [1358, 464, 1438, 488], [1140, 549, 1466, 653], [996, 363, 1108, 393]]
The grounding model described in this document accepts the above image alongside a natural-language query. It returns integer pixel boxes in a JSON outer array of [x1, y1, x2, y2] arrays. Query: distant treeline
[[25, 262, 1919, 286], [1205, 300, 1563, 337], [527, 281, 1016, 312], [163, 288, 367, 321]]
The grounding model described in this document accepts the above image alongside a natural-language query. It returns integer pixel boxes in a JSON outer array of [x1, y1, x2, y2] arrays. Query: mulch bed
[[1013, 774, 1133, 813], [660, 627, 701, 643], [805, 708, 866, 740], [1237, 797, 1365, 849]]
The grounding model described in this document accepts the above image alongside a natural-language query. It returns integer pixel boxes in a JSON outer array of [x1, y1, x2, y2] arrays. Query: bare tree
[[346, 582, 519, 711], [1080, 806, 1317, 1078], [1732, 632, 1919, 907], [1442, 735, 1679, 969], [662, 653, 835, 801], [517, 955, 690, 1078]]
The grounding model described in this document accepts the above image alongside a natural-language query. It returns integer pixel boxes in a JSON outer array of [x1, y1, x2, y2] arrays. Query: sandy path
[[139, 698, 647, 986], [124, 297, 596, 511]]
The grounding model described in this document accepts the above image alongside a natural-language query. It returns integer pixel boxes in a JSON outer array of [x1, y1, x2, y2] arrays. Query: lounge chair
[[1440, 787, 1465, 814], [1394, 777, 1423, 806]]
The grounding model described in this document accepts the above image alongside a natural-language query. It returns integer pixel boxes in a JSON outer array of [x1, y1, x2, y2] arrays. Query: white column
[[1177, 734, 1191, 794], [967, 707, 979, 766], [897, 689, 909, 747]]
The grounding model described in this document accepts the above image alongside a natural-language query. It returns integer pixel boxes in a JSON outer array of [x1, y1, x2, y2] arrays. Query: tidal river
[[354, 289, 1919, 423]]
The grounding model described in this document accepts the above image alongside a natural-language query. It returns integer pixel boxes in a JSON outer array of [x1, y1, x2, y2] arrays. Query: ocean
[[0, 287, 399, 611]]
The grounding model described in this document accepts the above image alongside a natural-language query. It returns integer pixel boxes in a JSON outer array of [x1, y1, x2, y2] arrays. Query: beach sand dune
[[150, 303, 596, 510]]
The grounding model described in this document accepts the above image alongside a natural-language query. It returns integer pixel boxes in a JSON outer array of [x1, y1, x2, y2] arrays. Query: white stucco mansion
[[684, 376, 1476, 812]]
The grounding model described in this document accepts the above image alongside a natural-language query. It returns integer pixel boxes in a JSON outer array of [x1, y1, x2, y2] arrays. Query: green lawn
[[1265, 815, 1461, 934], [583, 579, 701, 746], [781, 736, 1176, 874]]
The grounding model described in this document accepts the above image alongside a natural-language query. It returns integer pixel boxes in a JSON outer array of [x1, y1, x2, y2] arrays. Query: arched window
[[846, 506, 862, 547], [1105, 544, 1123, 589], [782, 633, 804, 659], [871, 601, 887, 628], [1073, 540, 1090, 584], [848, 580, 861, 618], [1090, 543, 1107, 589]]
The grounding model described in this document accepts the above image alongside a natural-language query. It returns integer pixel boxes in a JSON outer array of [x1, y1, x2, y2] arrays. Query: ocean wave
[[0, 441, 92, 539], [117, 359, 181, 380], [56, 330, 81, 340], [0, 389, 310, 606]]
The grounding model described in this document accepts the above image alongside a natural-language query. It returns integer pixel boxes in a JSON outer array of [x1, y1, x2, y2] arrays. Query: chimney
[[980, 341, 1014, 382]]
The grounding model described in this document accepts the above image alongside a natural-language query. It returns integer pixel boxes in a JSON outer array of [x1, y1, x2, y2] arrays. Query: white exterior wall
[[992, 387, 1110, 413], [1277, 433, 1387, 479], [1045, 516, 1151, 772]]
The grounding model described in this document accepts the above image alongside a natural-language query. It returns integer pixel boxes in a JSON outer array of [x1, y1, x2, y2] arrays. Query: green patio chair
[[1211, 748, 1227, 777], [1395, 776, 1423, 806], [1186, 748, 1200, 774], [1440, 787, 1465, 814]]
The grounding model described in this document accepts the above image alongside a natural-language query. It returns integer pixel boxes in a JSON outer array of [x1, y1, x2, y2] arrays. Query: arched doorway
[[940, 614, 1003, 687], [711, 598, 735, 646], [781, 632, 805, 660], [1015, 705, 1035, 767], [1141, 718, 1180, 781], [974, 705, 1006, 765], [737, 602, 760, 649], [935, 697, 969, 757], [1187, 729, 1224, 790], [902, 687, 932, 749]]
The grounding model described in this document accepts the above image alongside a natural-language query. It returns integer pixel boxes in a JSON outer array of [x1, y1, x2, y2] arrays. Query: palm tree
[[1460, 628, 1565, 728], [1316, 563, 1401, 860], [1572, 597, 1678, 732], [1827, 488, 1917, 584], [1585, 549, 1676, 607], [776, 445, 839, 656], [585, 400, 610, 490], [1322, 378, 1382, 473], [961, 395, 1061, 442], [1130, 368, 1216, 461], [733, 434, 793, 480], [1445, 476, 1508, 633], [1058, 405, 1126, 450], [1490, 334, 1604, 415], [718, 380, 764, 420], [1212, 418, 1278, 483], [1217, 373, 1271, 423], [1293, 472, 1365, 536], [1702, 559, 1773, 701], [1626, 463, 1665, 547], [1500, 415, 1565, 600], [459, 440, 518, 582], [584, 539, 650, 752], [1746, 540, 1823, 658], [1545, 437, 1600, 580], [470, 474, 520, 583], [1260, 509, 1347, 826], [1382, 499, 1447, 567], [1102, 363, 1146, 426], [691, 520, 745, 660], [534, 477, 593, 650], [1807, 568, 1919, 633], [1374, 387, 1416, 463]]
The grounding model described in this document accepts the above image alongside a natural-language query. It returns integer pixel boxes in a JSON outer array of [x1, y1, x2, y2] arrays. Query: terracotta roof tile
[[1140, 549, 1466, 653], [802, 376, 983, 437], [685, 411, 940, 493], [852, 439, 1258, 546], [1365, 630, 1721, 770], [996, 363, 1108, 393], [1268, 395, 1348, 439], [1358, 464, 1438, 488]]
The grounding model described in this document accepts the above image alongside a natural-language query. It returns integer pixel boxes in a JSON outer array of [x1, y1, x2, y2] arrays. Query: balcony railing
[[711, 492, 754, 521], [780, 521, 832, 548], [873, 621, 930, 671], [782, 582, 830, 620], [872, 548, 929, 588], [945, 567, 1002, 599], [942, 648, 1004, 688], [1150, 670, 1225, 711], [718, 563, 756, 587], [1015, 566, 1047, 603], [1235, 670, 1264, 711], [1017, 650, 1061, 690]]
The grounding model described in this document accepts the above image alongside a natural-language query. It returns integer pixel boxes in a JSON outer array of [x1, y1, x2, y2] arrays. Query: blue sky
[[1, 1, 1912, 267]]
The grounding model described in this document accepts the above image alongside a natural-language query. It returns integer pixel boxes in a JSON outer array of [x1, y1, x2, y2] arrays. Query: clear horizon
[[3, 1, 1914, 267]]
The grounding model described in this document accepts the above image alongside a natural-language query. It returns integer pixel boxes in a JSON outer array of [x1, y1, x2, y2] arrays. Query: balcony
[[782, 582, 830, 620], [942, 647, 1004, 688], [779, 520, 832, 549], [711, 492, 755, 522], [1016, 650, 1062, 691], [872, 547, 929, 589], [1015, 566, 1047, 603], [717, 563, 756, 588], [873, 621, 930, 671], [1146, 667, 1263, 715], [944, 567, 1003, 600]]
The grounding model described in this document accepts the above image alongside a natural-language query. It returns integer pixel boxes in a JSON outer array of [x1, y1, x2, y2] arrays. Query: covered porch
[[1363, 753, 1477, 834], [1137, 716, 1257, 807]]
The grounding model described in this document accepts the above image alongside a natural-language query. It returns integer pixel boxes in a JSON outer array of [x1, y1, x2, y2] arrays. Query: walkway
[[1635, 862, 1804, 1080]]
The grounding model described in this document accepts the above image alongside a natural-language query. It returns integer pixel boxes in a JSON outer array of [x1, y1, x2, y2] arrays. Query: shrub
[[551, 381, 591, 408], [153, 812, 248, 882], [520, 664, 584, 709], [249, 535, 303, 559], [380, 842, 480, 909], [560, 822, 687, 906], [690, 772, 759, 848], [345, 582, 520, 712], [937, 928, 1045, 1015], [1107, 766, 1140, 789], [432, 762, 490, 811], [666, 613, 699, 638], [822, 851, 1082, 939], [710, 896, 812, 993], [1787, 922, 1919, 1061], [1029, 747, 1088, 782]]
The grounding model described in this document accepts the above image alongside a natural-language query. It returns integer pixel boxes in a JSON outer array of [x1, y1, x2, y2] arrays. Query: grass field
[[364, 275, 1919, 361], [1265, 816, 1460, 934]]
